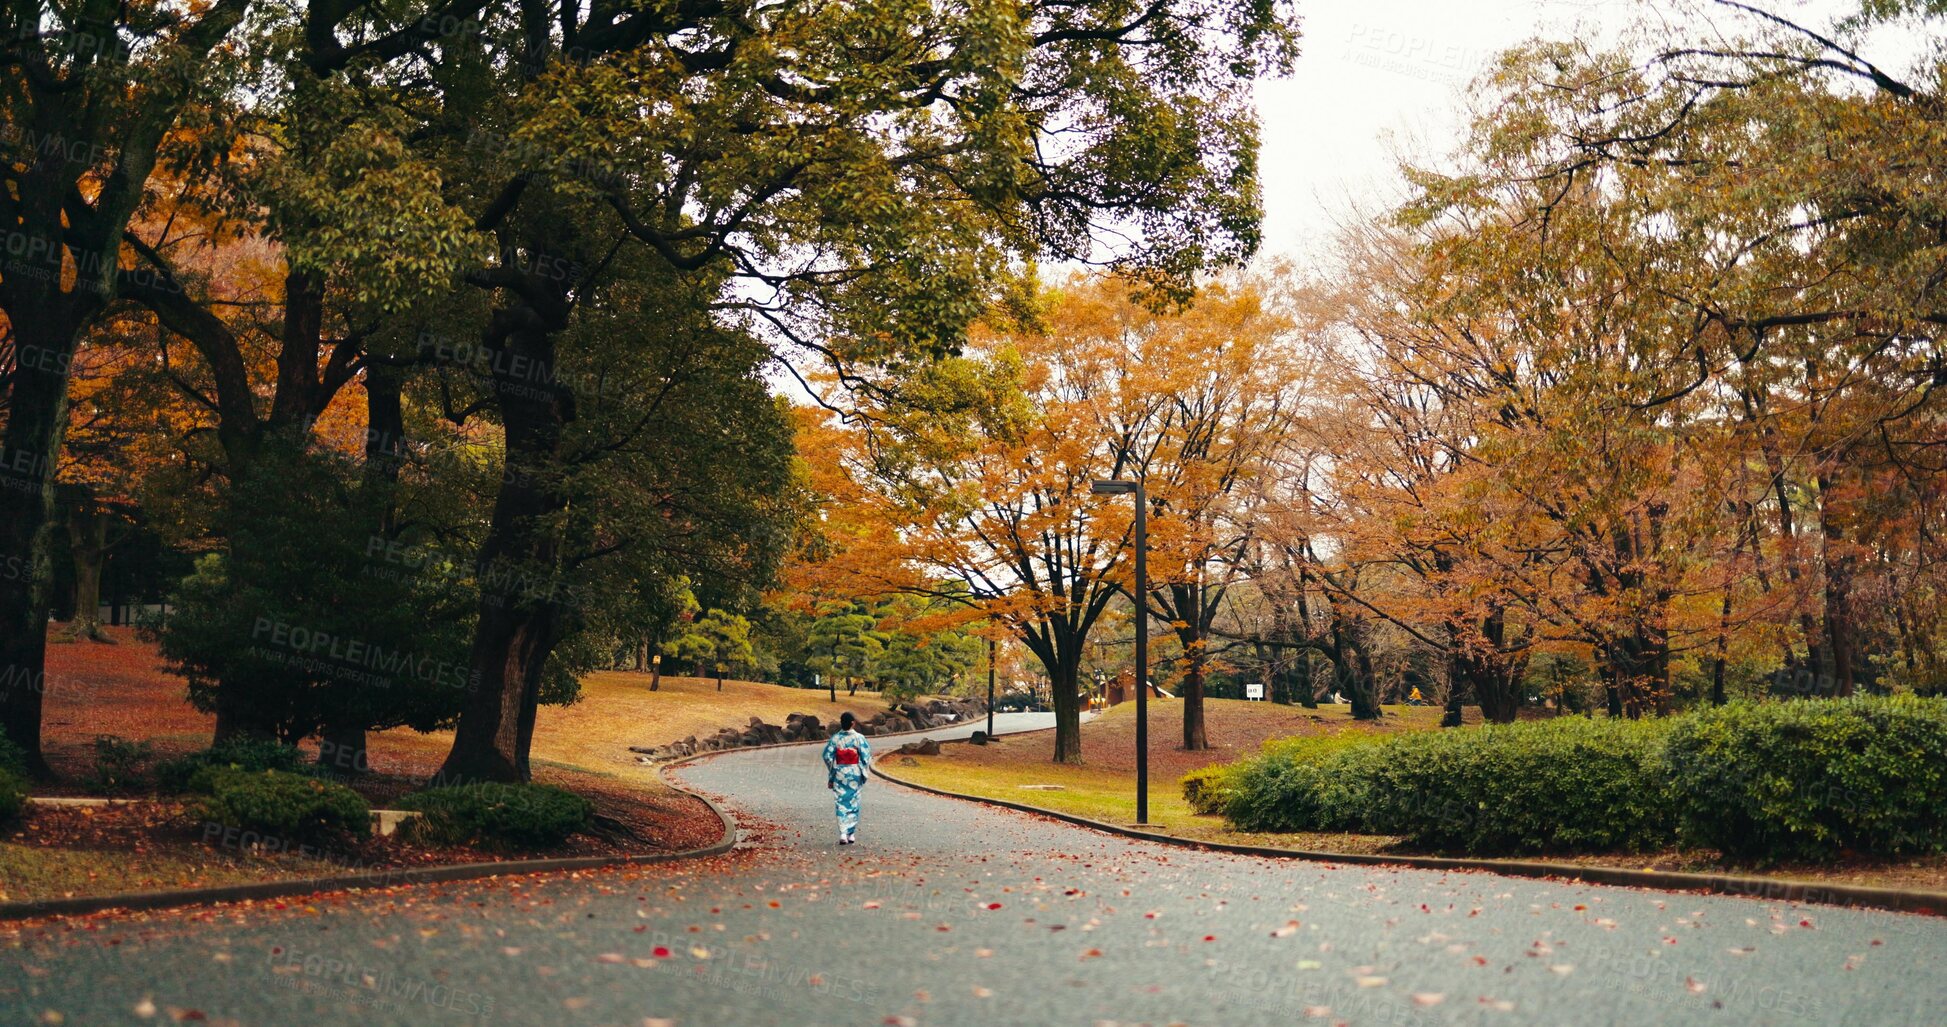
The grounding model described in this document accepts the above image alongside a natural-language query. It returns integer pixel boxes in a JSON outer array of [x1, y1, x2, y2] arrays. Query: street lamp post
[[1092, 477, 1148, 824], [987, 637, 997, 739]]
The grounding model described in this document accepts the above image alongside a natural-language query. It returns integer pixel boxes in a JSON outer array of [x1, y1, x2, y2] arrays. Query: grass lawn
[[6, 627, 903, 907], [891, 698, 1444, 852], [886, 698, 1947, 895]]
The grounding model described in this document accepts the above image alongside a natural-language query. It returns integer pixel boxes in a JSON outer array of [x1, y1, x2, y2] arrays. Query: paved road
[[3, 713, 1942, 1026]]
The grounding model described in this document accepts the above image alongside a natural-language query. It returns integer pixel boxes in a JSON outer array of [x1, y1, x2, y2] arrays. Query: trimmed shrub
[[1217, 732, 1393, 832], [0, 767, 25, 823], [1181, 764, 1237, 815], [1664, 696, 1947, 860], [1355, 717, 1676, 853], [397, 783, 594, 849], [1219, 717, 1675, 853], [85, 735, 153, 793], [192, 768, 371, 843], [0, 733, 27, 776], [157, 739, 310, 794]]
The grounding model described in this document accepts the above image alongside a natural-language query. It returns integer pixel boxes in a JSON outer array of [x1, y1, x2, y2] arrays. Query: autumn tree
[[1124, 277, 1303, 747], [0, 0, 252, 770], [393, 0, 1299, 781]]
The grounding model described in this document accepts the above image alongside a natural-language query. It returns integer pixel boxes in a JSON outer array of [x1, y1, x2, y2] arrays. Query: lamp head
[[1091, 479, 1137, 495]]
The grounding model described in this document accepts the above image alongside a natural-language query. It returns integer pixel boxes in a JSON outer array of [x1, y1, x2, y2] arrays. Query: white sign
[[1244, 682, 1265, 700]]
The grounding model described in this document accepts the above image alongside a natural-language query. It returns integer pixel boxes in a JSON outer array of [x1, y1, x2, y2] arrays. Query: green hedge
[[193, 768, 370, 843], [1209, 732, 1393, 831], [1665, 696, 1947, 860], [397, 783, 593, 849], [1214, 719, 1673, 851], [0, 734, 27, 777], [157, 739, 311, 794], [1354, 718, 1675, 853], [1203, 697, 1947, 860], [0, 767, 24, 823]]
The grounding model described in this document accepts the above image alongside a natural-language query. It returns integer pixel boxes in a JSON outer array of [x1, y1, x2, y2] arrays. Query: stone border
[[0, 757, 739, 923], [871, 762, 1947, 918]]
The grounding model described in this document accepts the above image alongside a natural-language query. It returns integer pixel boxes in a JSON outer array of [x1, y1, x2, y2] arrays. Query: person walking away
[[823, 712, 872, 845]]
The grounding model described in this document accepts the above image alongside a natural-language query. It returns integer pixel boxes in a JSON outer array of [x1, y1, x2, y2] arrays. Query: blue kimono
[[822, 729, 872, 843]]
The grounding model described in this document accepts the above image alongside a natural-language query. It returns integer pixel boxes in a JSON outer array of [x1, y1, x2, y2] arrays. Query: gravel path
[[3, 712, 1940, 1026]]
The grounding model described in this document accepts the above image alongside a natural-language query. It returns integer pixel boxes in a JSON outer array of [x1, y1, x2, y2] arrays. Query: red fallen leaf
[[937, 925, 951, 932], [1203, 935, 1216, 942], [1081, 948, 1103, 960], [1573, 905, 1586, 911], [1799, 919, 1816, 929], [634, 926, 647, 933], [987, 903, 1003, 910], [1472, 956, 1489, 966], [652, 947, 672, 958]]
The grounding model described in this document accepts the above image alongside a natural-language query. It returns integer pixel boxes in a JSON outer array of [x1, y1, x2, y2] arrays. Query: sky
[[1252, 0, 1910, 267], [1252, 0, 1641, 265]]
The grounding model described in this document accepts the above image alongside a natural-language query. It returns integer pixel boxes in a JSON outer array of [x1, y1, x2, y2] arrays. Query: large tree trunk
[[62, 491, 114, 643], [1047, 655, 1083, 763], [319, 721, 369, 777], [1815, 471, 1857, 696], [1179, 641, 1207, 749], [0, 313, 80, 776], [316, 364, 407, 771], [1166, 583, 1211, 750], [437, 311, 574, 784], [1330, 622, 1382, 721], [1452, 610, 1523, 724], [1177, 620, 1209, 749]]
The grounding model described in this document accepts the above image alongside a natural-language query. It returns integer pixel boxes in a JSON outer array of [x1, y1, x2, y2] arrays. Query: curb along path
[[870, 757, 1947, 919], [0, 758, 739, 923]]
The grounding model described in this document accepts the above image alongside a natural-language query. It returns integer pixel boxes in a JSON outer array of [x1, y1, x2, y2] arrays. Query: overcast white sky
[[1253, 0, 1641, 265], [1252, 0, 1909, 266]]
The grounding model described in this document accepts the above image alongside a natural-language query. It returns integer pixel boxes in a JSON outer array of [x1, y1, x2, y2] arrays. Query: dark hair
[[839, 712, 855, 730]]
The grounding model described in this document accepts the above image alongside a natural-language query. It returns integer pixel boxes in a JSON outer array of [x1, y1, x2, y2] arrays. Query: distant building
[[1102, 671, 1172, 707]]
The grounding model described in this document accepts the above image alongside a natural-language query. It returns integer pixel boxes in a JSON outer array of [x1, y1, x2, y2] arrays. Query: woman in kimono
[[822, 712, 872, 845]]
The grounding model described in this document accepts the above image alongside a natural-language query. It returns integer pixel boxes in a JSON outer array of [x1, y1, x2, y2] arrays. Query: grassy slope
[[894, 698, 1448, 849], [888, 698, 1947, 893]]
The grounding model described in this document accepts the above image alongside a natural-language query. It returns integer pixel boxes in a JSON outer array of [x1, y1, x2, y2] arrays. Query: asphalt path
[[3, 712, 1942, 1026]]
